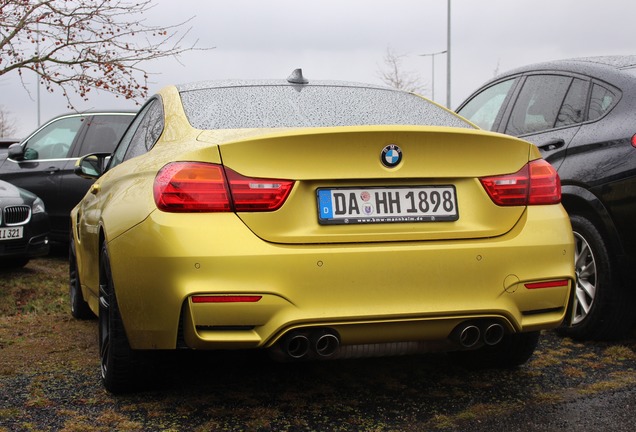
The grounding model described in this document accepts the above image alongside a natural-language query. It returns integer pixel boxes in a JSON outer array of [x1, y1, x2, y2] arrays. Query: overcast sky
[[2, 0, 633, 136]]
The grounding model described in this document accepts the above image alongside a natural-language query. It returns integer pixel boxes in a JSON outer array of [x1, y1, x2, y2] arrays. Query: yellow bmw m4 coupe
[[70, 70, 575, 393]]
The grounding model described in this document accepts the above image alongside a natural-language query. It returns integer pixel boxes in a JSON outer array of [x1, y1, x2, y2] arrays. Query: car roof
[[500, 55, 636, 77], [176, 79, 394, 93], [457, 55, 636, 111], [33, 111, 137, 129], [45, 110, 137, 119]]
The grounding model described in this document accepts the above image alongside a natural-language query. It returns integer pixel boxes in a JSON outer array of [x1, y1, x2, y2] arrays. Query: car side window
[[110, 99, 163, 169], [555, 78, 587, 128], [78, 115, 134, 156], [505, 75, 572, 136], [456, 79, 515, 130], [588, 84, 616, 121], [23, 116, 84, 160], [122, 99, 163, 162]]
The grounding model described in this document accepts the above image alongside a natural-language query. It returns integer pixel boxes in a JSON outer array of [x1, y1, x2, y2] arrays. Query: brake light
[[480, 159, 561, 206], [153, 162, 294, 212]]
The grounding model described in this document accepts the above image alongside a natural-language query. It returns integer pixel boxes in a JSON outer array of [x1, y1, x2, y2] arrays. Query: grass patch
[[603, 345, 636, 362], [0, 255, 68, 316]]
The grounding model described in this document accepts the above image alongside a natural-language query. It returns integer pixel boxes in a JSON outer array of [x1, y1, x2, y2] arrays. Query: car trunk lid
[[200, 126, 535, 244]]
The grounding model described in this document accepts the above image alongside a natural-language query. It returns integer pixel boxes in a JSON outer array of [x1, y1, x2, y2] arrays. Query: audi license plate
[[0, 226, 24, 240], [317, 186, 458, 224]]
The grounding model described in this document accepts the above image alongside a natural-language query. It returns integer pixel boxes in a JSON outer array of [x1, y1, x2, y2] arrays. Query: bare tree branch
[[377, 47, 427, 94], [0, 0, 213, 107]]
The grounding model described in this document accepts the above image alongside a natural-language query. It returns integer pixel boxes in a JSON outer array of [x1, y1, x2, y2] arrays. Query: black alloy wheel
[[559, 215, 634, 340], [99, 243, 137, 393]]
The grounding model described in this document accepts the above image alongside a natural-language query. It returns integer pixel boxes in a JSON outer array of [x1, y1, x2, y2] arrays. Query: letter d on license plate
[[317, 186, 458, 225]]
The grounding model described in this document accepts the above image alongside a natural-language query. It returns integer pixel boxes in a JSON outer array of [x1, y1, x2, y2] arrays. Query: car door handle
[[539, 139, 565, 151], [46, 166, 60, 174]]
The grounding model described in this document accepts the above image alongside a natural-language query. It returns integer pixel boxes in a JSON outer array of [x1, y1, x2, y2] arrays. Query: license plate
[[317, 186, 458, 224], [0, 226, 24, 240]]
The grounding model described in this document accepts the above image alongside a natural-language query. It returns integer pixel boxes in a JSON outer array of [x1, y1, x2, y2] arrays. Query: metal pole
[[419, 51, 446, 103], [447, 0, 451, 108], [431, 55, 435, 101], [36, 22, 41, 126]]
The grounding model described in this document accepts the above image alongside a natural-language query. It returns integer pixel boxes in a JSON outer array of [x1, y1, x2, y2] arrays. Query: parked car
[[456, 55, 636, 340], [0, 111, 135, 242], [70, 69, 574, 393], [0, 179, 50, 268]]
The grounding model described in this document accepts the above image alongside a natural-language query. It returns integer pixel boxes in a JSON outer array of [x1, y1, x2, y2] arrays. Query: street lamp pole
[[447, 0, 452, 108], [419, 50, 447, 103], [36, 22, 41, 127]]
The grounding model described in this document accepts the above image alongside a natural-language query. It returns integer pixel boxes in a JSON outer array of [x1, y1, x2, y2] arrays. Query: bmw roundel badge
[[381, 144, 402, 168]]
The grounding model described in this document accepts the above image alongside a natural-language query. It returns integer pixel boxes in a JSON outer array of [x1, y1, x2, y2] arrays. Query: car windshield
[[179, 85, 473, 130]]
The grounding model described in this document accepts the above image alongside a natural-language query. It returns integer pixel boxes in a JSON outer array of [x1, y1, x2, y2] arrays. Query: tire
[[559, 214, 634, 340], [452, 331, 540, 369], [99, 243, 139, 393], [69, 238, 95, 320]]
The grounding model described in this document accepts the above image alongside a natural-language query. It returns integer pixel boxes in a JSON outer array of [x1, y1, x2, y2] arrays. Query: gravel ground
[[1, 317, 635, 431]]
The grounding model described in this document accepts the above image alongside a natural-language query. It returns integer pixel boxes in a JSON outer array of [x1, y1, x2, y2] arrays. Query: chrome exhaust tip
[[483, 323, 505, 346], [284, 333, 310, 359], [314, 332, 340, 358], [459, 324, 481, 348]]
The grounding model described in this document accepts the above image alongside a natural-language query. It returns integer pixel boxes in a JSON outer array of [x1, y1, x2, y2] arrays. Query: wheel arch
[[98, 227, 107, 286], [561, 185, 624, 257], [561, 184, 634, 290]]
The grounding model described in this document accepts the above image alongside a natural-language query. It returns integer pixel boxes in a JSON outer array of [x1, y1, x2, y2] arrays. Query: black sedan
[[0, 111, 135, 242], [0, 179, 50, 268], [457, 55, 636, 340]]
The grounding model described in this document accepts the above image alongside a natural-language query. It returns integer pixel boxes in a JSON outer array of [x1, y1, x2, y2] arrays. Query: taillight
[[153, 162, 294, 212], [225, 168, 294, 211], [480, 159, 561, 206]]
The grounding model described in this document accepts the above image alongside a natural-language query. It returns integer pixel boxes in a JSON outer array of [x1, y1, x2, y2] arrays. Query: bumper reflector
[[524, 280, 569, 289], [192, 295, 262, 303]]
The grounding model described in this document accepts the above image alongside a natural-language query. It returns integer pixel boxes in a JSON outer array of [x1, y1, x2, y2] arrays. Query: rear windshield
[[179, 85, 473, 130]]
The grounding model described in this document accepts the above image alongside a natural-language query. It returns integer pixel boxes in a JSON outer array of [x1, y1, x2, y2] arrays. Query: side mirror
[[74, 153, 111, 179], [7, 143, 26, 161]]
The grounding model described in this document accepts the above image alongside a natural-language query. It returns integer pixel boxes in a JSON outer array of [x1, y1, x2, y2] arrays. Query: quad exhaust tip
[[452, 321, 506, 348], [277, 328, 340, 360], [273, 321, 506, 362]]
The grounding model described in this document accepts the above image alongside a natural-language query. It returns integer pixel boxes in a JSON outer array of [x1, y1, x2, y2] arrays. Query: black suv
[[457, 56, 636, 340], [0, 112, 135, 242]]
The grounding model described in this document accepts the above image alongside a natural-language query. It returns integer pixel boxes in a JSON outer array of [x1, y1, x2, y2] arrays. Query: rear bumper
[[106, 205, 575, 350]]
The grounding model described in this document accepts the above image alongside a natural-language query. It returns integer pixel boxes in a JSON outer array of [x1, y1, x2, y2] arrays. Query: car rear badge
[[381, 144, 402, 168]]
